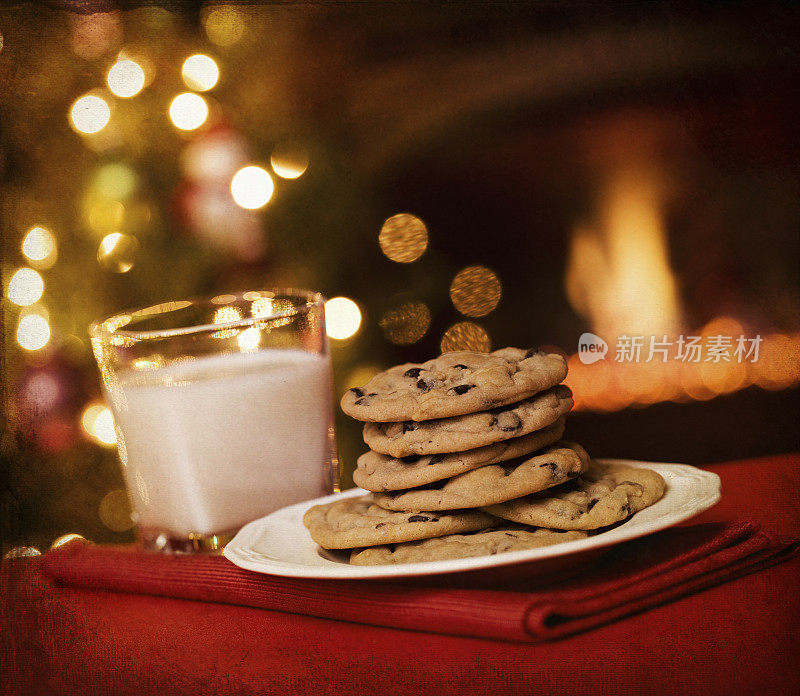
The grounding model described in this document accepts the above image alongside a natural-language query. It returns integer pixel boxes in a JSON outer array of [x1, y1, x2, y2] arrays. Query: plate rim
[[223, 458, 721, 579]]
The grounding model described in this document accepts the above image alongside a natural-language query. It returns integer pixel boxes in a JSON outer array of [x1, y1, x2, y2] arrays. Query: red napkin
[[41, 520, 796, 643]]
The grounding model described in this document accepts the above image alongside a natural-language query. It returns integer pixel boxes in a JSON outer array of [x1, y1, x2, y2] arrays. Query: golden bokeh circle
[[440, 321, 491, 353], [4, 546, 41, 559], [449, 265, 502, 317], [51, 533, 86, 549], [270, 142, 309, 179], [379, 302, 431, 345], [99, 489, 135, 532], [97, 233, 139, 273], [378, 214, 428, 263], [203, 5, 246, 46]]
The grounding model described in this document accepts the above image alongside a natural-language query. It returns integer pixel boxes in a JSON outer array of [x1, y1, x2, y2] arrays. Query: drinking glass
[[89, 289, 337, 553]]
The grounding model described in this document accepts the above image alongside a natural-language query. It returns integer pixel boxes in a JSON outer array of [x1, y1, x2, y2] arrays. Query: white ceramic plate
[[223, 459, 721, 579]]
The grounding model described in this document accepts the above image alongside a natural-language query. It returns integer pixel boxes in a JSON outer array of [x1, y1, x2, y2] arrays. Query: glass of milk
[[89, 289, 337, 553]]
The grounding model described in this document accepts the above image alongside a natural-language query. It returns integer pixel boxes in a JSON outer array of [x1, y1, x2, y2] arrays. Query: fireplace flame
[[566, 168, 682, 339], [564, 167, 799, 410]]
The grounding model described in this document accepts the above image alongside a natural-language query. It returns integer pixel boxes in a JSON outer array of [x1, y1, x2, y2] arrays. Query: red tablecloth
[[3, 454, 799, 696]]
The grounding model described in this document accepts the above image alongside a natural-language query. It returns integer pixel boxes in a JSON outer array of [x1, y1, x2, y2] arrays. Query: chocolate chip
[[403, 368, 423, 379], [452, 364, 469, 370], [504, 532, 515, 537], [416, 378, 433, 392], [402, 421, 418, 433], [350, 387, 365, 398], [451, 384, 475, 395], [368, 392, 378, 397], [495, 411, 522, 431], [587, 498, 599, 511], [354, 398, 367, 405], [427, 454, 445, 465], [375, 523, 387, 528], [419, 479, 447, 490], [407, 515, 430, 522], [539, 461, 560, 478]]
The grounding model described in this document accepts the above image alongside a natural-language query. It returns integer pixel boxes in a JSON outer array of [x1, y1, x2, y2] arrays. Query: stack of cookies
[[303, 347, 665, 565]]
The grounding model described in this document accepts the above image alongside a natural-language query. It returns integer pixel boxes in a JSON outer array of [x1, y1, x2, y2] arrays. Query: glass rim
[[88, 288, 325, 341]]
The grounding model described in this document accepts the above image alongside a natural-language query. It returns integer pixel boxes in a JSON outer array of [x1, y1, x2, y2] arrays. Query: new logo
[[578, 333, 608, 364]]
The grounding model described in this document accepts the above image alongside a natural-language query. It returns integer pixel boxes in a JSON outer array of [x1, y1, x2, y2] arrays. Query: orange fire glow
[[564, 322, 800, 412], [563, 136, 799, 411]]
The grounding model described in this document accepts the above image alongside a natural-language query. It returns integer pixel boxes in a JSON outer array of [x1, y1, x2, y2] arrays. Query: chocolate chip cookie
[[362, 384, 573, 458], [349, 526, 587, 565], [372, 442, 590, 511], [353, 417, 566, 492], [341, 347, 567, 422], [302, 494, 496, 549], [484, 461, 665, 530]]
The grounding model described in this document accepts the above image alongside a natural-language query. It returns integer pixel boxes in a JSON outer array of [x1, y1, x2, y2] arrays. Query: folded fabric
[[40, 520, 797, 643]]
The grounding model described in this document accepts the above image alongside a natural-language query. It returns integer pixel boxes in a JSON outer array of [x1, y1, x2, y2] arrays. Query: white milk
[[108, 349, 333, 536]]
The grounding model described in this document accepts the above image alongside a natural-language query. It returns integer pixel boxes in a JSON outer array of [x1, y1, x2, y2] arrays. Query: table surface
[[2, 454, 799, 696]]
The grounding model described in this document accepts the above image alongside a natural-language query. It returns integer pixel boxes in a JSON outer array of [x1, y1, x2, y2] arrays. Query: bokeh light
[[181, 129, 248, 183], [99, 489, 135, 532], [237, 327, 261, 351], [169, 92, 208, 131], [81, 403, 117, 446], [107, 59, 145, 98], [213, 307, 243, 323], [93, 163, 138, 199], [95, 411, 118, 446], [325, 297, 361, 340], [97, 233, 139, 273], [249, 296, 295, 328], [182, 54, 219, 91], [753, 333, 800, 389], [21, 227, 57, 269], [70, 12, 122, 60], [7, 267, 44, 306], [85, 195, 125, 235], [270, 142, 309, 179], [212, 306, 244, 339], [70, 94, 111, 134], [19, 370, 62, 414], [449, 265, 502, 317], [17, 312, 51, 351], [204, 5, 246, 46], [250, 297, 274, 317], [51, 533, 86, 549], [379, 301, 431, 345], [230, 165, 274, 209], [3, 547, 41, 559], [378, 213, 428, 263], [440, 321, 491, 352]]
